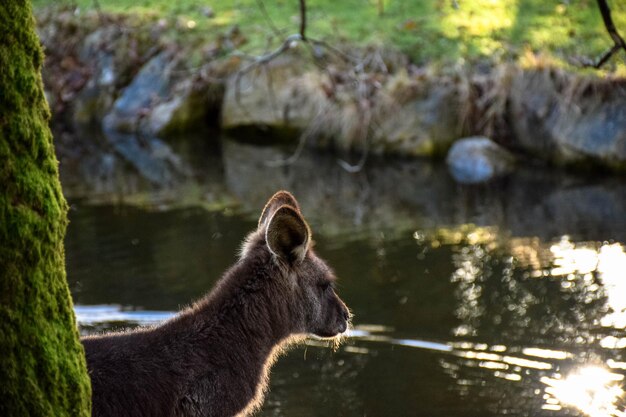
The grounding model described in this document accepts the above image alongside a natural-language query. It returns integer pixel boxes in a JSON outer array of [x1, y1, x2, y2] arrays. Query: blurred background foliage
[[32, 0, 626, 72]]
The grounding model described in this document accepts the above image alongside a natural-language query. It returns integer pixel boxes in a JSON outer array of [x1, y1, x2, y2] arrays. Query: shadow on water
[[63, 133, 626, 417]]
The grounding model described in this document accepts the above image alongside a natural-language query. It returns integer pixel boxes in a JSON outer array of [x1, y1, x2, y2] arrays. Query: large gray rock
[[147, 79, 221, 137], [221, 54, 325, 137], [446, 136, 515, 183], [72, 25, 157, 129], [103, 51, 222, 137], [222, 64, 464, 156], [103, 51, 174, 133], [509, 70, 626, 170]]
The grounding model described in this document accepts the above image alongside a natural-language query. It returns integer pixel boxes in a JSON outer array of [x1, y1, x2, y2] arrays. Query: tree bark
[[0, 1, 91, 416]]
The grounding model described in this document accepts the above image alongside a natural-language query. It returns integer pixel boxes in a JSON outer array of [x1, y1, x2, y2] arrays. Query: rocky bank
[[36, 7, 626, 188]]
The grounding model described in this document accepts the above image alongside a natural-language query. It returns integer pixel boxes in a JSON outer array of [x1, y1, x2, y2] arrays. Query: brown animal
[[82, 191, 351, 417]]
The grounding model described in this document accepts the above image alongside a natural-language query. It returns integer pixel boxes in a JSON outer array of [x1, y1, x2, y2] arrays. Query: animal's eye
[[318, 281, 331, 291]]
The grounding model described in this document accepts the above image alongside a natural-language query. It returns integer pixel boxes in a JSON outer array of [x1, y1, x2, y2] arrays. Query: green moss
[[0, 1, 91, 416]]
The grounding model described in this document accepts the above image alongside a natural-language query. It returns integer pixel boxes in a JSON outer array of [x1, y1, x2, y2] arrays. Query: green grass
[[32, 0, 626, 72]]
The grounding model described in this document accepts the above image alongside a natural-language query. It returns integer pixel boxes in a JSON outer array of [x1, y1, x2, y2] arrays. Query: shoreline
[[37, 7, 626, 178]]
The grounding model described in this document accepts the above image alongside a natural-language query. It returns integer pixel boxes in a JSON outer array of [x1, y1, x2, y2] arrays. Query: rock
[[509, 70, 626, 170], [221, 53, 325, 140], [446, 136, 515, 183], [103, 51, 174, 133], [147, 80, 220, 137], [149, 97, 185, 135], [72, 25, 157, 129], [222, 62, 463, 156], [103, 51, 222, 137]]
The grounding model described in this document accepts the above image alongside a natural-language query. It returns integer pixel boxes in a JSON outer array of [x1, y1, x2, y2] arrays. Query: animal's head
[[241, 191, 351, 339]]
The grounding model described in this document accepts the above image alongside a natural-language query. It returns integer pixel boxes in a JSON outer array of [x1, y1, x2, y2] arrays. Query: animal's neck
[[204, 261, 293, 343], [164, 259, 300, 416], [170, 257, 297, 368]]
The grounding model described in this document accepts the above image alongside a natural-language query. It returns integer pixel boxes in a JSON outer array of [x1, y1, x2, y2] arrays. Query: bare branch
[[580, 44, 621, 69], [299, 0, 307, 40], [597, 0, 626, 49], [582, 0, 626, 68]]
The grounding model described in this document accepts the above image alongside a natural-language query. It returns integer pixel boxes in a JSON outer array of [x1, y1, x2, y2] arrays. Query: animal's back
[[83, 330, 184, 417]]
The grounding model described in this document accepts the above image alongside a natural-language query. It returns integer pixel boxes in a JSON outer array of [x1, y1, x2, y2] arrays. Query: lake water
[[64, 138, 626, 417]]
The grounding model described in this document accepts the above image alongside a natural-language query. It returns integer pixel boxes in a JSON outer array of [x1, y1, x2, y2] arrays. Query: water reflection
[[346, 325, 626, 416], [348, 326, 626, 417], [434, 231, 626, 417], [542, 366, 625, 417]]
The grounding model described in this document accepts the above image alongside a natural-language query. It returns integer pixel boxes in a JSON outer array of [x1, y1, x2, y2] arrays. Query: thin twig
[[309, 37, 360, 65], [235, 34, 302, 105], [239, 34, 303, 75]]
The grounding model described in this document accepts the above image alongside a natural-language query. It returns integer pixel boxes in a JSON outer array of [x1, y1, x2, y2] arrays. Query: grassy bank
[[32, 0, 626, 73]]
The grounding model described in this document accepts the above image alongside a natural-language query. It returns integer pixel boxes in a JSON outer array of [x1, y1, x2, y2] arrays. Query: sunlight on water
[[541, 366, 626, 417], [522, 347, 571, 360], [550, 239, 626, 329], [597, 244, 626, 329], [550, 237, 599, 276]]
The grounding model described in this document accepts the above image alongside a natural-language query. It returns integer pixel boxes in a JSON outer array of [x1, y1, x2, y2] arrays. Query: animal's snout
[[337, 320, 348, 333], [337, 303, 350, 333]]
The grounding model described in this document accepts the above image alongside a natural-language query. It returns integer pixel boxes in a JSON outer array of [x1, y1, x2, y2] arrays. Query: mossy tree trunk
[[0, 1, 91, 416]]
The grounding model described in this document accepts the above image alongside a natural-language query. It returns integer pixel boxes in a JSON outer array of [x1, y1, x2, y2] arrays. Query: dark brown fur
[[82, 191, 350, 417]]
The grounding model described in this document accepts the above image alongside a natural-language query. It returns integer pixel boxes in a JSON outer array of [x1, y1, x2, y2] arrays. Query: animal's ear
[[265, 205, 311, 263], [258, 191, 302, 229]]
